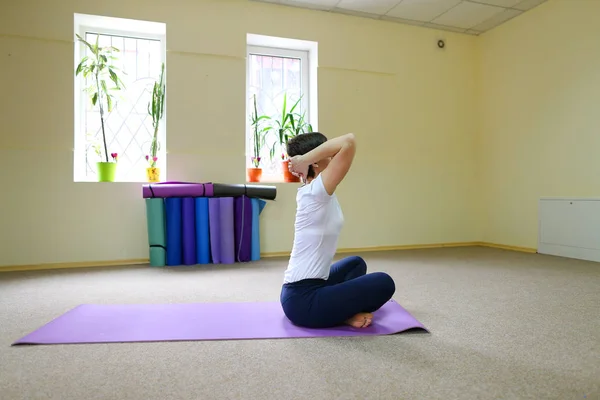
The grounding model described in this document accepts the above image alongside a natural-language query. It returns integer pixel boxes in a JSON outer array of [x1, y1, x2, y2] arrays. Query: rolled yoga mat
[[208, 198, 222, 264], [234, 196, 253, 262], [219, 197, 235, 264], [212, 183, 277, 201], [142, 182, 214, 199], [195, 197, 211, 264], [145, 198, 167, 267], [142, 182, 276, 201], [182, 197, 196, 265], [165, 197, 183, 266], [251, 198, 267, 261], [12, 300, 428, 345]]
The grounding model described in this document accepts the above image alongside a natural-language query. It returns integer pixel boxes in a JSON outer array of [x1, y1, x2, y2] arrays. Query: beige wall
[[0, 0, 480, 266], [478, 0, 600, 249]]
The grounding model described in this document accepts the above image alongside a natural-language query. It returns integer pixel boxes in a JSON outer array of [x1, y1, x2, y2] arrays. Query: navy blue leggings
[[280, 256, 396, 328]]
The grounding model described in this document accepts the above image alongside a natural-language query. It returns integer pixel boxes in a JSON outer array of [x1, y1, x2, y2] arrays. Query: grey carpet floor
[[0, 247, 598, 400]]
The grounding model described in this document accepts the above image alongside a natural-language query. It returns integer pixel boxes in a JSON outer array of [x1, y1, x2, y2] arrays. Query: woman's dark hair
[[286, 132, 328, 179]]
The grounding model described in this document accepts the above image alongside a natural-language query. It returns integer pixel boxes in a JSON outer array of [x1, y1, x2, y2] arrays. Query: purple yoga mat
[[182, 197, 196, 265], [209, 198, 235, 264], [12, 300, 428, 345], [142, 182, 214, 199], [234, 196, 253, 262], [208, 198, 221, 264], [219, 198, 235, 264]]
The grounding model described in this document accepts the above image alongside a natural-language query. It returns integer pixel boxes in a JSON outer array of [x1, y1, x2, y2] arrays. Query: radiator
[[538, 198, 600, 262]]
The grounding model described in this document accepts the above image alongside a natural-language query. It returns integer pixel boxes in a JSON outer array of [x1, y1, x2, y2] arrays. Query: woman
[[280, 132, 396, 329]]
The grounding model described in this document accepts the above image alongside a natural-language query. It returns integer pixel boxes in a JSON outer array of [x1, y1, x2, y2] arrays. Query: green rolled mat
[[145, 198, 167, 267]]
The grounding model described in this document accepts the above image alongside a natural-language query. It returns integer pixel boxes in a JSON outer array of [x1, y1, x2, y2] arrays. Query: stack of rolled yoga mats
[[143, 182, 277, 267]]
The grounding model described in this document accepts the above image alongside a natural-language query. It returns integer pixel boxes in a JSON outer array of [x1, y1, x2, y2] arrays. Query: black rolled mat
[[212, 183, 277, 201]]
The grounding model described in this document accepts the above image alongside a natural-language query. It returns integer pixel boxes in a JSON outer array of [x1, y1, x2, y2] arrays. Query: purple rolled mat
[[142, 182, 214, 199], [208, 198, 221, 264], [182, 197, 196, 265], [234, 196, 253, 262], [219, 198, 235, 264]]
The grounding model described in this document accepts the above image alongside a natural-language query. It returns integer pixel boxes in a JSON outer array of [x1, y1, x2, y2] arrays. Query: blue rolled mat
[[195, 197, 211, 264], [219, 198, 235, 264], [145, 198, 166, 267], [251, 198, 267, 261], [234, 196, 253, 262], [165, 197, 183, 266], [182, 198, 196, 265], [208, 198, 222, 264]]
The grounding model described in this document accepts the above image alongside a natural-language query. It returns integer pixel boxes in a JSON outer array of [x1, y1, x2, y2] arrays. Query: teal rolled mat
[[251, 198, 267, 261], [145, 198, 167, 267]]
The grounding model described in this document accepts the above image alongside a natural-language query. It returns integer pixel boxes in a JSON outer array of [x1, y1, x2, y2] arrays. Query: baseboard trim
[[477, 242, 537, 254], [0, 242, 537, 272], [0, 259, 149, 273], [260, 242, 480, 258]]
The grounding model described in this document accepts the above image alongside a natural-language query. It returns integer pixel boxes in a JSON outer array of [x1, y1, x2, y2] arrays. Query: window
[[246, 34, 318, 182], [74, 14, 166, 182]]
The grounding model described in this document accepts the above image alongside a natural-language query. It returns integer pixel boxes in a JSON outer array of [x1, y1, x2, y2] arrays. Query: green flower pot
[[97, 162, 117, 182]]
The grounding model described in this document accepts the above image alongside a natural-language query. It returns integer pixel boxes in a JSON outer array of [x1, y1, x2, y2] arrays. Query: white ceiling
[[251, 0, 549, 35]]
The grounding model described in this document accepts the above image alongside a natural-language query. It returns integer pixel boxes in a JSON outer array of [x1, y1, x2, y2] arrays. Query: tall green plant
[[250, 94, 272, 168], [269, 93, 312, 161], [75, 34, 126, 163], [147, 63, 166, 168], [288, 109, 313, 139]]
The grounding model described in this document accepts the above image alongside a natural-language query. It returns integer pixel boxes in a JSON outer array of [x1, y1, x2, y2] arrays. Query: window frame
[[73, 16, 167, 183], [245, 44, 311, 181]]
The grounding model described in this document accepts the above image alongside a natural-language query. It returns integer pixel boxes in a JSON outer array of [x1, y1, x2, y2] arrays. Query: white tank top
[[283, 174, 344, 284]]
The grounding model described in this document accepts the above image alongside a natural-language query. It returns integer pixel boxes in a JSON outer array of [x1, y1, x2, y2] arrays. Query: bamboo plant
[[75, 34, 126, 163], [250, 94, 272, 168], [147, 63, 166, 168]]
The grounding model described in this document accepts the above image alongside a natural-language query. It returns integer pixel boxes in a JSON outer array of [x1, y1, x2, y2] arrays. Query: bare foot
[[345, 313, 373, 328]]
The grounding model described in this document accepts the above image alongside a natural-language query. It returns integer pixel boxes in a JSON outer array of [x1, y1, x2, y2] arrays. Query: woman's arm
[[291, 133, 356, 195]]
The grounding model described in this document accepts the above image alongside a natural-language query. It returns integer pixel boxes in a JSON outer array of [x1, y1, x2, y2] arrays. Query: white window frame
[[247, 45, 310, 124], [73, 13, 167, 182], [245, 33, 318, 182]]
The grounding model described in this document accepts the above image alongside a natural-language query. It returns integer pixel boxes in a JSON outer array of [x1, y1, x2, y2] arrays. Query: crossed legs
[[311, 256, 396, 328]]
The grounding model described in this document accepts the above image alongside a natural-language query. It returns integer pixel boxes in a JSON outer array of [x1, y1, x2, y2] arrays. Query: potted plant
[[75, 34, 126, 182], [146, 62, 166, 183], [248, 94, 271, 182], [269, 93, 313, 182], [282, 110, 312, 182]]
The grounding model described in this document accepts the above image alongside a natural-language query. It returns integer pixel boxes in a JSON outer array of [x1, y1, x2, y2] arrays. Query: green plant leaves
[[76, 34, 95, 54], [108, 69, 119, 88], [75, 57, 89, 76], [249, 93, 272, 165], [106, 94, 113, 112], [76, 33, 127, 163], [262, 93, 312, 161], [147, 62, 166, 158]]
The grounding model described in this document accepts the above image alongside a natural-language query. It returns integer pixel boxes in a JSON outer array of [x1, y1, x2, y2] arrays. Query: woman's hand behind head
[[288, 155, 310, 182]]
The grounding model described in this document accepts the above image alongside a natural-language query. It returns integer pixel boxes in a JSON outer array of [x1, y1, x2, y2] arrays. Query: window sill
[[246, 172, 302, 185], [74, 180, 154, 184], [74, 168, 166, 184], [251, 178, 301, 184]]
